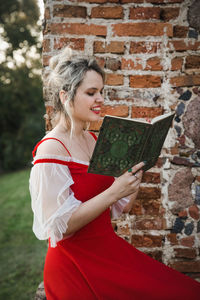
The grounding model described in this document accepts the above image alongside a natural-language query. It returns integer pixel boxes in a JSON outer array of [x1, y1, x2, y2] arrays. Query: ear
[[59, 90, 68, 105]]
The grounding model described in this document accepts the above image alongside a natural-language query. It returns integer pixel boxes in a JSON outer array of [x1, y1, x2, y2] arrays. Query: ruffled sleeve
[[29, 157, 82, 247], [111, 197, 130, 219]]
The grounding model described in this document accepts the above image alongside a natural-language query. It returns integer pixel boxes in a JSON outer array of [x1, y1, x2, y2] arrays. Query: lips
[[91, 106, 101, 114]]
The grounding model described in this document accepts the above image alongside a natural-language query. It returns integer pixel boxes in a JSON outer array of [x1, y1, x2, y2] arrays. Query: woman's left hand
[[122, 169, 143, 213]]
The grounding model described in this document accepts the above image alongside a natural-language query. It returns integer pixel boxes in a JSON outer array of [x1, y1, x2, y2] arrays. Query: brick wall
[[42, 0, 200, 281]]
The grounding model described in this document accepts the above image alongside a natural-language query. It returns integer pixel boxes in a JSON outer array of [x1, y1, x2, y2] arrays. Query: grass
[[0, 169, 47, 300]]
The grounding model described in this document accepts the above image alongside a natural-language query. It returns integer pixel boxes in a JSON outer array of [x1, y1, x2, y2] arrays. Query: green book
[[88, 111, 175, 177]]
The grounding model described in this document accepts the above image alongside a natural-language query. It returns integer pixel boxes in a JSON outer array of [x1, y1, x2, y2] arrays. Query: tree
[[0, 0, 45, 172]]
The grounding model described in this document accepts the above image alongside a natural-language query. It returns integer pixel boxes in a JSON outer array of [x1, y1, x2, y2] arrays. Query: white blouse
[[29, 155, 129, 247]]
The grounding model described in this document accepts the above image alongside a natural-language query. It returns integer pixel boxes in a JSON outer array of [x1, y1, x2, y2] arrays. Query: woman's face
[[70, 70, 104, 124]]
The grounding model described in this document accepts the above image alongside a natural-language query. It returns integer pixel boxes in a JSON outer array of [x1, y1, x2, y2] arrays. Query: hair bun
[[49, 55, 59, 70], [49, 47, 73, 71]]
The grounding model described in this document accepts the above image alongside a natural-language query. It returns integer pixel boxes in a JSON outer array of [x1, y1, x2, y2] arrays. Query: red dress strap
[[32, 137, 72, 158], [89, 132, 97, 141]]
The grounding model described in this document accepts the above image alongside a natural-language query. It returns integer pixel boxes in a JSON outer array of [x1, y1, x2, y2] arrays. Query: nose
[[96, 92, 104, 103]]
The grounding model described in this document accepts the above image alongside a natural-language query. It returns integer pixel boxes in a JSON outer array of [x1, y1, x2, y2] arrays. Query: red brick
[[142, 199, 161, 215], [95, 57, 105, 68], [170, 261, 200, 273], [156, 157, 165, 168], [173, 25, 188, 38], [185, 55, 200, 69], [168, 40, 200, 52], [42, 55, 51, 67], [137, 187, 161, 200], [53, 5, 86, 18], [134, 216, 166, 230], [170, 75, 200, 87], [46, 119, 52, 131], [170, 143, 179, 155], [89, 120, 103, 131], [77, 0, 118, 2], [180, 236, 195, 248], [54, 38, 85, 51], [48, 23, 107, 36], [106, 41, 125, 54], [129, 7, 160, 20], [105, 73, 124, 86], [93, 41, 105, 53], [45, 106, 55, 131], [100, 105, 128, 117], [146, 250, 163, 262], [43, 39, 50, 53], [45, 7, 50, 19], [177, 134, 186, 146], [94, 41, 125, 54], [131, 234, 163, 248], [130, 75, 161, 88], [121, 58, 142, 70], [174, 248, 196, 259], [130, 41, 161, 54], [167, 233, 179, 245], [142, 172, 161, 184], [145, 57, 163, 71], [46, 105, 54, 116], [130, 200, 144, 215], [112, 23, 173, 37], [117, 224, 130, 236], [189, 205, 200, 220], [160, 7, 180, 21], [91, 6, 123, 19], [171, 57, 183, 71], [121, 0, 144, 2], [131, 106, 163, 119]]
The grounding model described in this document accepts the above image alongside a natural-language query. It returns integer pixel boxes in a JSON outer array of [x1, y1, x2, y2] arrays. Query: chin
[[88, 113, 101, 122]]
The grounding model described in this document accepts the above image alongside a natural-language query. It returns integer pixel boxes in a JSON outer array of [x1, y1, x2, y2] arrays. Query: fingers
[[132, 161, 145, 173], [132, 170, 143, 183], [134, 169, 143, 180], [127, 161, 146, 175]]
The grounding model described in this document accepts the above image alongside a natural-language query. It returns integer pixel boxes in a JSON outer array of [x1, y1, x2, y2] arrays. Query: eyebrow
[[86, 87, 104, 91]]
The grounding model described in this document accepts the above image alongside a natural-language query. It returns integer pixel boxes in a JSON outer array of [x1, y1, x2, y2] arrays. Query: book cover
[[88, 111, 175, 177]]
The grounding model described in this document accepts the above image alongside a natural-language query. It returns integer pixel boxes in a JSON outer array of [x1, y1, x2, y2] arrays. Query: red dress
[[32, 136, 200, 300]]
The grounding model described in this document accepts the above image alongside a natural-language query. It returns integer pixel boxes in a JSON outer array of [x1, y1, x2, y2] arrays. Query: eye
[[87, 92, 94, 96]]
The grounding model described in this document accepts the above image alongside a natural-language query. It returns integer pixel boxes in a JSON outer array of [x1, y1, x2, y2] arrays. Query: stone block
[[183, 97, 200, 148], [168, 168, 194, 213]]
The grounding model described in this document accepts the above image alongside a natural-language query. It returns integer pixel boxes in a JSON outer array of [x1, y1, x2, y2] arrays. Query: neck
[[58, 113, 86, 138]]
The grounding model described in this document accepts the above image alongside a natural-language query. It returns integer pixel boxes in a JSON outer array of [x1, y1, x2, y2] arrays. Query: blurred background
[[0, 0, 47, 299]]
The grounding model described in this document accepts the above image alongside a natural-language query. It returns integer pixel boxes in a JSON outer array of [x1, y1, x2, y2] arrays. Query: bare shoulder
[[36, 137, 70, 157]]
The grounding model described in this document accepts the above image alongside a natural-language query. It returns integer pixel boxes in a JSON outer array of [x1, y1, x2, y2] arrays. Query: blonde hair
[[46, 47, 105, 133]]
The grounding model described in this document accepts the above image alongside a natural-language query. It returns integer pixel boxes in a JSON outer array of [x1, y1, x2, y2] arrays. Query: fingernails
[[128, 168, 132, 173], [143, 161, 147, 165]]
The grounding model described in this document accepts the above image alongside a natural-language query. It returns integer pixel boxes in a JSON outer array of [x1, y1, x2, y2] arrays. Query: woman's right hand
[[108, 161, 145, 203]]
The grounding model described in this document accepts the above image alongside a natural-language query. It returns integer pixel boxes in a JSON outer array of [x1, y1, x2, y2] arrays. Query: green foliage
[[0, 169, 47, 299], [0, 64, 45, 170], [0, 0, 45, 171], [0, 0, 40, 56]]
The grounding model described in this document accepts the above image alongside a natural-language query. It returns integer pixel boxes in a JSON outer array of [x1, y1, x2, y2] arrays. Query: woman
[[29, 47, 200, 300]]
